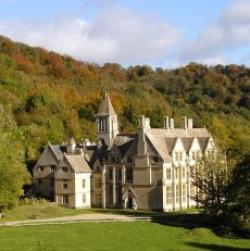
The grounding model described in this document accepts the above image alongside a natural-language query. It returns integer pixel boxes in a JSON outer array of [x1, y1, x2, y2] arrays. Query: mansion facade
[[33, 94, 216, 211]]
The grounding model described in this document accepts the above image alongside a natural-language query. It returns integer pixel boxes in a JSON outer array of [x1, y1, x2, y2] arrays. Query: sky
[[0, 0, 250, 68]]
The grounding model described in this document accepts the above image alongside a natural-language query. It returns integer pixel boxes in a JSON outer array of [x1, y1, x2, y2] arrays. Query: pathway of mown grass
[[0, 222, 249, 251]]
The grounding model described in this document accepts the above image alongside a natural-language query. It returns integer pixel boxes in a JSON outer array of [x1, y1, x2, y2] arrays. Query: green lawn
[[0, 202, 95, 222], [0, 222, 249, 251], [0, 200, 200, 222]]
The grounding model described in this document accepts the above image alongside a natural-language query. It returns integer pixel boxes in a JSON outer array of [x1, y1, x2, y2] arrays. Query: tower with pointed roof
[[96, 93, 119, 146]]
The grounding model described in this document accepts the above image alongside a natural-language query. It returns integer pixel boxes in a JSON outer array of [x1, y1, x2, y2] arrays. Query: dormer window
[[192, 151, 201, 160], [50, 165, 56, 172], [175, 152, 183, 162], [153, 156, 159, 163], [39, 166, 44, 172], [62, 167, 68, 172]]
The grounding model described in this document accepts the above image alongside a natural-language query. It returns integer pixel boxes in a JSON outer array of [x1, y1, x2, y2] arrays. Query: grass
[[0, 200, 200, 222], [0, 201, 94, 222], [0, 222, 249, 251]]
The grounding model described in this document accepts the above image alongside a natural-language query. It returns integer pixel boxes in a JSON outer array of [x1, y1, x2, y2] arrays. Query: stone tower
[[95, 93, 119, 146]]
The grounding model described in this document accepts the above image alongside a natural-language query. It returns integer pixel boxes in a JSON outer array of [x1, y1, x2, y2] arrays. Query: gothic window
[[175, 152, 183, 162], [190, 185, 196, 197], [126, 168, 133, 182], [39, 166, 44, 172], [166, 168, 171, 179], [166, 186, 173, 204], [99, 118, 108, 132], [182, 167, 186, 179], [192, 151, 201, 160], [63, 167, 68, 172], [176, 185, 180, 204], [118, 168, 122, 181], [182, 184, 186, 203], [109, 168, 113, 180]]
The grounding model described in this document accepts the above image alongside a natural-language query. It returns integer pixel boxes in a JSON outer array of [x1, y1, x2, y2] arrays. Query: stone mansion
[[33, 94, 216, 211]]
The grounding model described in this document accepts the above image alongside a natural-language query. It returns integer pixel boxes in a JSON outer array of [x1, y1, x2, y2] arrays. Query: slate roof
[[96, 94, 116, 116], [64, 154, 92, 173], [49, 144, 65, 162], [135, 128, 211, 161]]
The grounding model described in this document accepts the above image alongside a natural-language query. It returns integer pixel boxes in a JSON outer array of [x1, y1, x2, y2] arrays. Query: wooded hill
[[0, 35, 250, 172]]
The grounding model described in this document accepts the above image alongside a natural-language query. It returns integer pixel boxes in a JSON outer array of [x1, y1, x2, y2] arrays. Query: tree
[[192, 154, 228, 216], [222, 154, 250, 237], [0, 105, 30, 211]]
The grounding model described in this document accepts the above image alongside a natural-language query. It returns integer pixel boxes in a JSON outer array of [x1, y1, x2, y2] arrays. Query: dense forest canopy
[[0, 35, 250, 171]]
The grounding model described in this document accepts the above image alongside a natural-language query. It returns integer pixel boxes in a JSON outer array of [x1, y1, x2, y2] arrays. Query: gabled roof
[[48, 144, 65, 162], [64, 153, 92, 173], [166, 137, 177, 153], [182, 138, 193, 152], [197, 137, 210, 151], [96, 93, 116, 116]]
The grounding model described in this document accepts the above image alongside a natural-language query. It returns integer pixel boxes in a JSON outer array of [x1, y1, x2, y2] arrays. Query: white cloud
[[0, 7, 181, 65], [178, 0, 250, 66]]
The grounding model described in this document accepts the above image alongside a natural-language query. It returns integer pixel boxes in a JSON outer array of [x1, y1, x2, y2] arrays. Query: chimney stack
[[170, 118, 175, 129], [187, 118, 193, 129], [139, 115, 151, 129], [163, 116, 170, 129]]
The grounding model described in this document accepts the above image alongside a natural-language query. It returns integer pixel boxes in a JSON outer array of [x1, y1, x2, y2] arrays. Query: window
[[153, 156, 159, 163], [166, 168, 171, 179], [39, 166, 44, 172], [63, 180, 68, 189], [126, 168, 133, 182], [182, 167, 186, 179], [109, 168, 113, 180], [176, 185, 180, 204], [118, 168, 122, 181], [207, 150, 215, 159], [190, 185, 196, 197], [82, 179, 86, 188], [62, 195, 69, 205], [166, 186, 173, 204], [190, 165, 196, 175], [62, 167, 68, 172], [192, 151, 200, 160], [38, 179, 42, 185], [182, 184, 186, 203], [50, 165, 56, 172], [98, 118, 107, 132], [175, 152, 183, 162], [82, 193, 86, 204]]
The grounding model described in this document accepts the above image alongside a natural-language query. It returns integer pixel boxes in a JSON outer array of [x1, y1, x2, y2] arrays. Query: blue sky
[[0, 0, 250, 67]]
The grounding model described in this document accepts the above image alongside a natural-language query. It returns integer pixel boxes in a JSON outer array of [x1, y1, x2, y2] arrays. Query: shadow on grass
[[151, 213, 214, 229], [185, 242, 250, 251]]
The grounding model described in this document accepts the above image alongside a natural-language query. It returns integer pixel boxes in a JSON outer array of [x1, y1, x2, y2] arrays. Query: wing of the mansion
[[33, 94, 216, 211]]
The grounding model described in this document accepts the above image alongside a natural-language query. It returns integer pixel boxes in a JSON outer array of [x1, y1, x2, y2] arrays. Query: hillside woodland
[[0, 35, 249, 208]]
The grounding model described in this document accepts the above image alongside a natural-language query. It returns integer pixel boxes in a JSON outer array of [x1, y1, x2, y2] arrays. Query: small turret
[[95, 93, 119, 146]]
